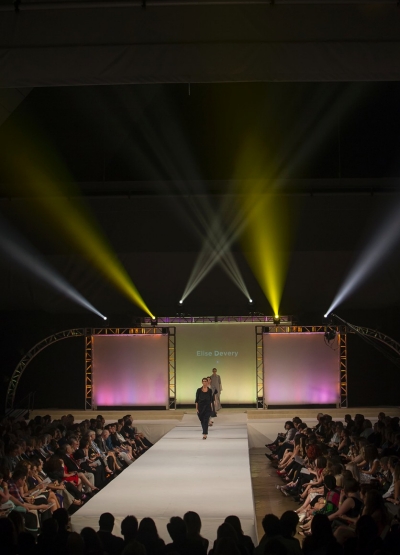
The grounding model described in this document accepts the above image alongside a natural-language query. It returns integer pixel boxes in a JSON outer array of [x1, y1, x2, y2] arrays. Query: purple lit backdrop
[[264, 333, 340, 405], [92, 335, 168, 406]]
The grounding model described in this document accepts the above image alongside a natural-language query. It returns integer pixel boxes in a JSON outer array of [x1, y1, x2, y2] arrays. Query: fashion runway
[[71, 414, 257, 544]]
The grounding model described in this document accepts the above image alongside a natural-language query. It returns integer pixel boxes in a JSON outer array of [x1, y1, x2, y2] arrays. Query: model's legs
[[201, 415, 209, 436]]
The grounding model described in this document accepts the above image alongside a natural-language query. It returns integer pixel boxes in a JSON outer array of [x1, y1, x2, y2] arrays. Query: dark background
[[1, 82, 400, 410]]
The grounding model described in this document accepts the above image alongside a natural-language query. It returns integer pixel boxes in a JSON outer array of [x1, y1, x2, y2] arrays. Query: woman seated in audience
[[362, 488, 392, 536], [61, 444, 97, 493], [337, 428, 352, 456], [329, 422, 344, 449], [44, 454, 84, 507], [136, 517, 166, 555], [298, 475, 341, 535], [16, 460, 59, 512], [184, 511, 209, 553], [347, 444, 380, 483], [385, 462, 400, 508], [73, 437, 106, 488], [224, 515, 255, 554], [277, 433, 307, 474], [368, 421, 385, 448], [29, 458, 67, 508], [295, 456, 328, 499], [328, 478, 363, 527], [302, 514, 343, 554]]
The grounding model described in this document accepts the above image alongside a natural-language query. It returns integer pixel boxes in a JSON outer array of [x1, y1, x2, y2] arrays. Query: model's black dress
[[195, 387, 213, 435]]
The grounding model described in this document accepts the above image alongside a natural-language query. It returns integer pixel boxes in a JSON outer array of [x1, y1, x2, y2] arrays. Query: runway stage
[[71, 413, 257, 544]]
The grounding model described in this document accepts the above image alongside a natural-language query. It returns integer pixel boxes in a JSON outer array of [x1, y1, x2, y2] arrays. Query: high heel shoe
[[202, 435, 207, 440]]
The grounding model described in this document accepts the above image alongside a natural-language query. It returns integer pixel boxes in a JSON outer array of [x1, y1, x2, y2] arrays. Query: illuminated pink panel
[[264, 333, 339, 405], [93, 335, 168, 406]]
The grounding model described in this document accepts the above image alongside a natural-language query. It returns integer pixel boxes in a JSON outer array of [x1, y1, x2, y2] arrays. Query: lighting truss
[[255, 325, 347, 409], [142, 315, 293, 324], [256, 327, 264, 408], [84, 327, 176, 410], [5, 328, 86, 411]]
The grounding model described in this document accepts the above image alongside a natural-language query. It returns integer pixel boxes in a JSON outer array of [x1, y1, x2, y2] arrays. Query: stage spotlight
[[179, 300, 183, 304], [324, 328, 336, 342], [273, 315, 280, 325], [151, 317, 158, 326], [103, 316, 107, 320], [324, 313, 329, 318]]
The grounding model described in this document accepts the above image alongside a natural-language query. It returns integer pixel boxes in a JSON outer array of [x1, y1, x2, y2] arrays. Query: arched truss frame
[[5, 326, 176, 412], [85, 327, 176, 410], [5, 328, 87, 411], [256, 325, 348, 409]]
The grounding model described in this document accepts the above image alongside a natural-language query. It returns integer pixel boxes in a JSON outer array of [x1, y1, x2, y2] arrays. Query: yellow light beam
[[4, 124, 153, 318]]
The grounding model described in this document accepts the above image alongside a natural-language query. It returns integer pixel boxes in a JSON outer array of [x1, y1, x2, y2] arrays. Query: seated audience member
[[368, 421, 385, 448], [265, 421, 296, 452], [136, 517, 166, 555], [213, 537, 241, 555], [53, 508, 71, 554], [37, 517, 59, 555], [63, 441, 97, 492], [80, 527, 105, 555], [165, 516, 206, 555], [209, 522, 246, 555], [3, 443, 20, 473], [73, 438, 106, 489], [342, 514, 383, 555], [362, 489, 391, 535], [353, 414, 365, 436], [279, 511, 302, 555], [360, 419, 374, 440], [224, 515, 255, 554], [0, 517, 18, 555], [7, 468, 51, 533], [328, 478, 363, 526], [120, 515, 146, 555], [87, 431, 115, 474], [384, 461, 400, 512], [103, 428, 133, 467], [344, 414, 355, 433], [67, 531, 85, 555], [266, 421, 296, 461], [347, 444, 380, 483], [183, 511, 208, 552], [254, 514, 282, 555], [302, 514, 343, 553], [97, 512, 124, 555]]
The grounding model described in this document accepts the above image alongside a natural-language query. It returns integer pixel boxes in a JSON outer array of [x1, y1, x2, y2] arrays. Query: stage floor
[[71, 413, 257, 545]]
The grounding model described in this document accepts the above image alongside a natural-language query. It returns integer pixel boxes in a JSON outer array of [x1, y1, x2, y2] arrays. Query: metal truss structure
[[333, 314, 400, 368], [255, 325, 348, 409], [7, 317, 399, 411], [142, 315, 293, 324], [256, 327, 264, 408], [5, 328, 86, 411], [84, 327, 176, 410]]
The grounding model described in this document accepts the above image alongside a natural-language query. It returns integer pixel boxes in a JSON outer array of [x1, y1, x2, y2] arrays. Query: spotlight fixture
[[273, 315, 280, 325], [324, 313, 329, 318], [179, 300, 183, 304], [103, 316, 107, 320], [324, 328, 336, 342], [150, 317, 158, 326]]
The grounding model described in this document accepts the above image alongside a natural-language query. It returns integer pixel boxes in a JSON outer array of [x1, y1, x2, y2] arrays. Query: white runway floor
[[71, 414, 257, 545]]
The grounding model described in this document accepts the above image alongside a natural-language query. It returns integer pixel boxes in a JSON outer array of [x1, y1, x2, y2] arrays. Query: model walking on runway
[[195, 378, 213, 440]]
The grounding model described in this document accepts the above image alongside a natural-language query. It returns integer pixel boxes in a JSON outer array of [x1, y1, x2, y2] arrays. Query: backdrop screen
[[263, 333, 340, 405], [92, 335, 168, 407], [176, 323, 256, 404]]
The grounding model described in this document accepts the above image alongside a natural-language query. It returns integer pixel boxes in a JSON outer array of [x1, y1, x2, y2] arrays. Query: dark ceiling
[[1, 82, 400, 320]]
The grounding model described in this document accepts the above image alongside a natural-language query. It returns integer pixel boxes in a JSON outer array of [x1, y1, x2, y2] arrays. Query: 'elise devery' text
[[197, 350, 238, 357]]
